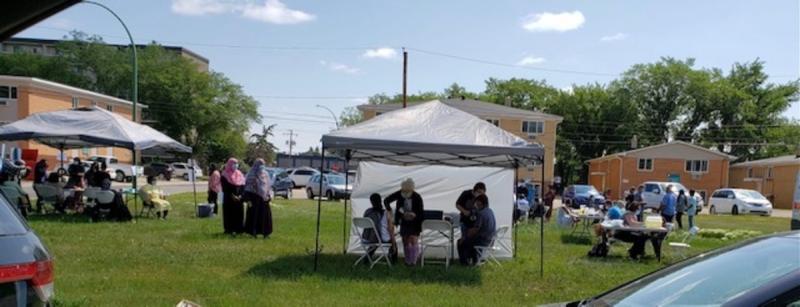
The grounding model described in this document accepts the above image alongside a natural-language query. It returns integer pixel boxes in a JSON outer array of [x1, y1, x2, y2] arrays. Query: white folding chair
[[351, 217, 392, 269], [421, 220, 453, 269], [83, 187, 101, 206], [669, 227, 698, 259], [475, 225, 511, 266], [33, 184, 59, 214]]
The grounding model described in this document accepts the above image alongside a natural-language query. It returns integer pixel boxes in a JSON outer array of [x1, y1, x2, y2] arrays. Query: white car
[[88, 155, 141, 182], [640, 181, 690, 210], [170, 162, 202, 181], [288, 167, 318, 188], [708, 188, 773, 216]]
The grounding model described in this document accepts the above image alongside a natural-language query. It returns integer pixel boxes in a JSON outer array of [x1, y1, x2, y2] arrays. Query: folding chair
[[475, 225, 511, 266], [33, 183, 60, 214], [93, 190, 116, 221], [669, 227, 698, 259], [138, 188, 156, 218], [351, 217, 392, 269], [421, 220, 453, 269]]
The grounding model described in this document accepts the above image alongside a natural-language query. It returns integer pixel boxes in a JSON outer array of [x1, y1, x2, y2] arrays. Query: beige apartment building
[[729, 154, 800, 210], [358, 98, 563, 190]]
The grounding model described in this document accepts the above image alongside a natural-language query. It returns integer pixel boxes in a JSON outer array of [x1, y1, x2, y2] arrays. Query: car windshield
[[0, 194, 28, 235], [575, 185, 597, 194], [737, 190, 767, 200], [327, 175, 345, 185], [594, 236, 800, 306]]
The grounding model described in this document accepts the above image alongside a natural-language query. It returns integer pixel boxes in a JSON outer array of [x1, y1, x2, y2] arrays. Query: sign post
[[792, 170, 800, 230]]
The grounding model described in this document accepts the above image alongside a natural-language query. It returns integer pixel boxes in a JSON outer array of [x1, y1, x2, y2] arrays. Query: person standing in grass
[[659, 185, 677, 226], [208, 163, 221, 214], [676, 190, 688, 229], [383, 178, 424, 266], [221, 158, 246, 235], [687, 190, 698, 229], [244, 159, 273, 239]]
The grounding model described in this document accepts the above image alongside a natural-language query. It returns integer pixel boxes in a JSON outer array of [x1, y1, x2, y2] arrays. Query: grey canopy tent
[[315, 100, 545, 273], [0, 106, 192, 216]]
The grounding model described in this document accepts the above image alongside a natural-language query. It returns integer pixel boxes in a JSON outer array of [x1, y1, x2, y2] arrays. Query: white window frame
[[106, 105, 114, 112], [0, 85, 18, 105], [637, 158, 654, 172], [522, 120, 544, 135], [486, 118, 500, 126], [685, 160, 709, 173], [71, 97, 79, 108]]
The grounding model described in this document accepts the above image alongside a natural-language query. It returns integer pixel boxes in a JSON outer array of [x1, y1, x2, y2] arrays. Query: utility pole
[[402, 47, 408, 108], [284, 130, 298, 155]]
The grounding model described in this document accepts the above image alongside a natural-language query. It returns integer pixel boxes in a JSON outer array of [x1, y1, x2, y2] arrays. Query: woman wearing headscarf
[[221, 158, 246, 234], [207, 163, 221, 214], [244, 159, 273, 238], [383, 178, 424, 266]]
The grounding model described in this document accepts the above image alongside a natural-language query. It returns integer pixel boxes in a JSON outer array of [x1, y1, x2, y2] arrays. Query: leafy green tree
[[246, 124, 278, 165], [482, 78, 559, 110]]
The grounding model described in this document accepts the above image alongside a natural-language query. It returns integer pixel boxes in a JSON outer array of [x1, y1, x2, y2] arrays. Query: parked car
[[708, 188, 773, 216], [143, 162, 173, 181], [170, 162, 202, 181], [288, 167, 318, 188], [640, 181, 692, 210], [87, 155, 140, 182], [562, 184, 605, 208], [0, 193, 55, 306], [306, 174, 352, 200], [544, 231, 800, 306], [269, 169, 294, 199]]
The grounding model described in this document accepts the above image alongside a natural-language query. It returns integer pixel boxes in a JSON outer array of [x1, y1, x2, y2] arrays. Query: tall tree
[[246, 124, 278, 165], [482, 78, 559, 110]]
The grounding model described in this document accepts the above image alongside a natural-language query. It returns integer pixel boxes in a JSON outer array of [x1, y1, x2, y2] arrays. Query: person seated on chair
[[457, 194, 495, 266], [43, 172, 66, 212], [557, 203, 580, 228], [610, 202, 649, 259], [0, 171, 31, 217], [363, 193, 396, 258], [94, 162, 112, 189], [34, 159, 48, 184], [141, 176, 171, 219], [594, 201, 625, 238], [514, 193, 530, 223]]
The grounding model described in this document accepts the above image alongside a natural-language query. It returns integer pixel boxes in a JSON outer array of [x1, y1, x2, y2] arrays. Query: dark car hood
[[0, 232, 51, 265]]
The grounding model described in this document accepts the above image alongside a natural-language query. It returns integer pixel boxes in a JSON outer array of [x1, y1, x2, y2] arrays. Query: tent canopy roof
[[0, 107, 191, 154], [321, 100, 543, 167]]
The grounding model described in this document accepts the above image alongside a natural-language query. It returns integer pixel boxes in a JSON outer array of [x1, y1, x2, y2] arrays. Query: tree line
[[0, 32, 264, 166], [342, 57, 800, 184]]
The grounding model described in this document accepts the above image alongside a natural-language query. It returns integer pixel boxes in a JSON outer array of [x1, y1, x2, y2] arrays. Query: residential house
[[587, 141, 735, 201], [0, 75, 144, 167], [358, 98, 563, 190], [729, 154, 800, 210]]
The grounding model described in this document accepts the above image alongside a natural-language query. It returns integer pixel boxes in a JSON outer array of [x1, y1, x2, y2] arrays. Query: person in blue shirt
[[659, 185, 677, 226], [607, 202, 624, 220]]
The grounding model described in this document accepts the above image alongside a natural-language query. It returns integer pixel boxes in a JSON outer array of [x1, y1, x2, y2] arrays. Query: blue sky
[[15, 0, 800, 153]]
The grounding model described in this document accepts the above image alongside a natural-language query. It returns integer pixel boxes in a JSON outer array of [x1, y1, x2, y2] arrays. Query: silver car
[[305, 174, 352, 200]]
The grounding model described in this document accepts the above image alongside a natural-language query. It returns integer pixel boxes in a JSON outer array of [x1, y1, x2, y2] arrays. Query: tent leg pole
[[540, 156, 545, 278], [192, 161, 198, 217], [313, 146, 326, 271], [132, 149, 138, 223], [342, 155, 350, 255], [513, 162, 519, 258]]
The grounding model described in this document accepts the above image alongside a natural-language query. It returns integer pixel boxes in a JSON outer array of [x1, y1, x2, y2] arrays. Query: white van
[[708, 188, 773, 216]]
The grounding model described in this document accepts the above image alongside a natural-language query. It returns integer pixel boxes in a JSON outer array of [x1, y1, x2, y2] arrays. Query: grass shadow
[[560, 233, 593, 245], [26, 213, 94, 224], [245, 253, 482, 286]]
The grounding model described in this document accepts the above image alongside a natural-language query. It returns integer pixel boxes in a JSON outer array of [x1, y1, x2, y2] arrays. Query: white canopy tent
[[315, 100, 545, 272]]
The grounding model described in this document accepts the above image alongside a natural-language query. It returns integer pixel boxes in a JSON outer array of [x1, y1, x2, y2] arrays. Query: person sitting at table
[[94, 162, 112, 189], [44, 172, 66, 212], [64, 164, 86, 213], [457, 194, 495, 266], [363, 193, 396, 260], [557, 204, 580, 228], [141, 176, 171, 220], [0, 171, 31, 217], [610, 202, 649, 259], [383, 178, 424, 266], [34, 159, 48, 184], [85, 162, 100, 187]]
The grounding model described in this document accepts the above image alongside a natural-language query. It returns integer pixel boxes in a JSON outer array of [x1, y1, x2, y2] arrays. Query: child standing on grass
[[687, 190, 698, 230]]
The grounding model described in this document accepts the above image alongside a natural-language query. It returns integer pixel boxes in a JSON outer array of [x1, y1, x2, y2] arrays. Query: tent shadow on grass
[[26, 213, 93, 224], [560, 233, 593, 245], [245, 253, 482, 286]]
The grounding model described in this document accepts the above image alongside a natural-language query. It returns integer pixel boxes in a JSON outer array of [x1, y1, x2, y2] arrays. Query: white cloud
[[171, 0, 230, 16], [241, 0, 316, 24], [320, 60, 360, 74], [362, 47, 398, 59], [600, 32, 628, 42], [171, 0, 315, 25], [517, 56, 546, 66], [521, 11, 585, 32]]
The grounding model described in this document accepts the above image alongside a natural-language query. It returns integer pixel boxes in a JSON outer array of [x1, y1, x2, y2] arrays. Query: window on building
[[747, 167, 754, 178], [0, 85, 18, 100], [522, 121, 544, 134], [766, 167, 773, 179], [486, 119, 499, 126], [638, 158, 653, 171], [106, 105, 114, 112], [71, 97, 79, 108], [375, 112, 383, 116], [685, 160, 709, 173]]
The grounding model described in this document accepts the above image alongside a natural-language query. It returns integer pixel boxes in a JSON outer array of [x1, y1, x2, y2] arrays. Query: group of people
[[652, 185, 700, 230], [360, 180, 496, 267], [515, 182, 556, 223], [211, 158, 274, 238]]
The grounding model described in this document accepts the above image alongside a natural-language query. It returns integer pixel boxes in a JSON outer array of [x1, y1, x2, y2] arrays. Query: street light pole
[[316, 104, 340, 129]]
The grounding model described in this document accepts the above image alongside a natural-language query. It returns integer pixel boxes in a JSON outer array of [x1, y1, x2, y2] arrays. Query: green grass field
[[26, 193, 792, 306]]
